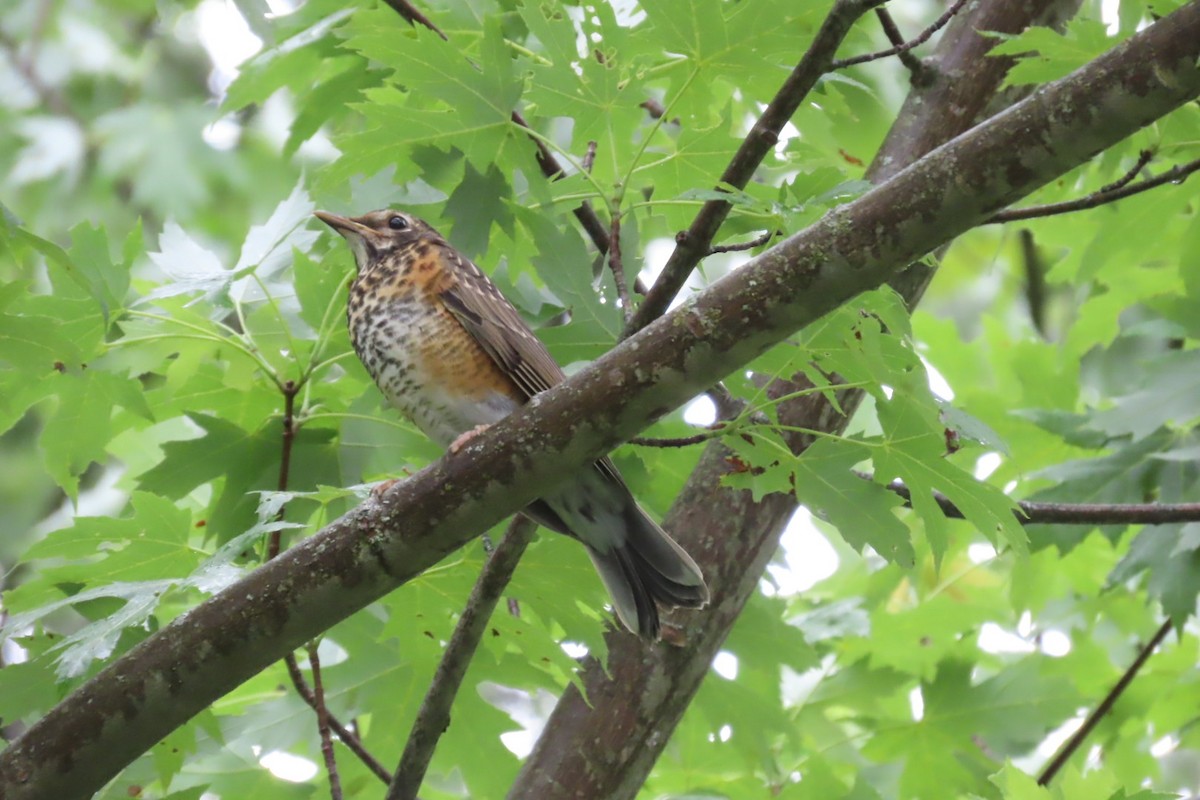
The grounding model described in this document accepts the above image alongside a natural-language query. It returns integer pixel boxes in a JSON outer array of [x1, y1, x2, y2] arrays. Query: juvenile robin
[[314, 208, 709, 639]]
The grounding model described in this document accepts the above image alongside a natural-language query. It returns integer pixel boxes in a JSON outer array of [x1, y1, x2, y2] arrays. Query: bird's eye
[[388, 215, 408, 230]]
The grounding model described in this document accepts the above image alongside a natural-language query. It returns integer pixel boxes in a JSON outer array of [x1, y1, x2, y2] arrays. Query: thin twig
[[374, 0, 613, 257], [269, 380, 298, 559], [630, 431, 718, 448], [510, 110, 614, 258], [873, 7, 926, 76], [386, 517, 537, 800], [882, 478, 1200, 525], [307, 641, 343, 800], [1037, 620, 1172, 785], [284, 655, 392, 783], [380, 0, 447, 39], [628, 0, 887, 336], [708, 229, 777, 255], [269, 381, 390, 784], [608, 213, 634, 324], [1099, 148, 1153, 193], [987, 156, 1200, 224], [832, 0, 970, 69]]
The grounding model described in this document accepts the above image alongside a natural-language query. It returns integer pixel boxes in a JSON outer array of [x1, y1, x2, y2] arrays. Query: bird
[[313, 208, 709, 639]]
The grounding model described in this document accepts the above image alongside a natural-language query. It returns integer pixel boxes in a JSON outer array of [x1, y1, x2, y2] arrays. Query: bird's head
[[313, 209, 438, 272]]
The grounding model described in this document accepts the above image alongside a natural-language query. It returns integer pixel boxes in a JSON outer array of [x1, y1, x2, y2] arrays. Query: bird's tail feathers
[[586, 505, 709, 639]]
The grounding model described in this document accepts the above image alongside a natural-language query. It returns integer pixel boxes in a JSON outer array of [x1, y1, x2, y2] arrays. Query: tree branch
[[504, 1, 1130, 797], [4, 8, 1199, 796], [269, 380, 390, 785], [873, 7, 929, 78], [986, 155, 1200, 223], [306, 641, 343, 800], [373, 0, 615, 258], [379, 0, 447, 40], [883, 478, 1200, 525], [1037, 619, 1173, 785], [832, 0, 971, 69], [386, 517, 536, 800], [708, 229, 777, 255], [607, 213, 633, 325], [627, 0, 888, 334]]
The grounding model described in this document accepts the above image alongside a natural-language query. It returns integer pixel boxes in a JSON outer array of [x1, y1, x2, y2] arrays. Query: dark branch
[[269, 380, 298, 559], [628, 0, 887, 336], [272, 380, 389, 785], [708, 230, 777, 255], [630, 431, 718, 448], [608, 214, 634, 325], [6, 10, 1200, 793], [987, 155, 1200, 223], [375, 0, 614, 258], [386, 518, 536, 800], [379, 0, 447, 40], [883, 478, 1200, 525], [872, 7, 927, 77], [306, 642, 343, 800], [283, 656, 391, 783], [832, 0, 970, 69], [1099, 148, 1153, 192], [1037, 620, 1172, 785]]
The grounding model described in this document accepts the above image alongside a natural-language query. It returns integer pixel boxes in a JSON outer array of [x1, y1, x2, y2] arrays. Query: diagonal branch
[[627, 0, 888, 335], [832, 0, 970, 69], [4, 8, 1199, 796], [374, 0, 615, 257], [987, 155, 1200, 223], [386, 517, 536, 800], [873, 7, 928, 77], [379, 0, 446, 40], [1037, 619, 1173, 785]]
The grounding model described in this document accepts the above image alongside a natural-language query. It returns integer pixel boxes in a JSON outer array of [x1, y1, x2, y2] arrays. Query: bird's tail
[[586, 502, 709, 640]]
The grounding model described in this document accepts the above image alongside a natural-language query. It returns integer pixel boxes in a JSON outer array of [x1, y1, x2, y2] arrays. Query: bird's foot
[[449, 423, 491, 454], [370, 478, 402, 500]]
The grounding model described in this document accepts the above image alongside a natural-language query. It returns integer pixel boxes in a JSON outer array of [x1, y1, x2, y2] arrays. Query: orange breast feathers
[[416, 304, 523, 403]]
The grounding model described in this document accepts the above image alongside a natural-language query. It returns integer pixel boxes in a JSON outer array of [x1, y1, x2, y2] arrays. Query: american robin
[[314, 208, 708, 639]]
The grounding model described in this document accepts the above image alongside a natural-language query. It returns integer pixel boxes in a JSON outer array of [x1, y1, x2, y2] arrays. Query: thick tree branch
[[386, 517, 535, 800], [4, 7, 1199, 797], [506, 1, 1114, 798], [628, 0, 887, 334]]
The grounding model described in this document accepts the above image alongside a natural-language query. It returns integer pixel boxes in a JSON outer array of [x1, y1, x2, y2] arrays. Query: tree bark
[[3, 4, 1198, 798]]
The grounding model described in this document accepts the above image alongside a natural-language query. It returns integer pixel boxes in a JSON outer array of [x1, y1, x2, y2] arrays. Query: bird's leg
[[370, 478, 402, 500], [449, 423, 492, 454]]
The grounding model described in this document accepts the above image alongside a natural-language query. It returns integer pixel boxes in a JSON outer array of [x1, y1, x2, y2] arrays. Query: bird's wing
[[437, 245, 627, 486], [437, 245, 565, 399]]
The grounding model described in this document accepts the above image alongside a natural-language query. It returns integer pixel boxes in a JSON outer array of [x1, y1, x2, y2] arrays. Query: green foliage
[[3, 0, 1200, 798]]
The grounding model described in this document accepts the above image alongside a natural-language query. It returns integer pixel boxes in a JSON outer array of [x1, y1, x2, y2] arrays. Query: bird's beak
[[313, 210, 373, 238], [314, 211, 377, 272]]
